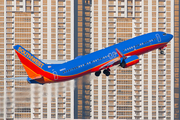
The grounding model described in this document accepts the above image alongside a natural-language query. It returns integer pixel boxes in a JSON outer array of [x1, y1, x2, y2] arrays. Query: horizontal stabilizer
[[27, 76, 44, 85], [41, 59, 67, 64]]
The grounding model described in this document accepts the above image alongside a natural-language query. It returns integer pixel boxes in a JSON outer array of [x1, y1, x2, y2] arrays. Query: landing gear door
[[156, 34, 161, 42]]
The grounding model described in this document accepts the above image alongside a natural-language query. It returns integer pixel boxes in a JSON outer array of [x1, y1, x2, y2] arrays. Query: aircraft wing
[[40, 59, 68, 64], [99, 57, 120, 70], [99, 48, 126, 70]]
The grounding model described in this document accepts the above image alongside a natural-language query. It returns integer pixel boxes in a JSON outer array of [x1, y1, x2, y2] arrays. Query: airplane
[[12, 31, 173, 85]]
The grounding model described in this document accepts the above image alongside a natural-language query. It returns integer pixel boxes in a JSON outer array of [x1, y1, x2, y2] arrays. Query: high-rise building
[[74, 0, 91, 119], [0, 0, 176, 120], [174, 0, 179, 120], [0, 0, 75, 119], [89, 0, 174, 119]]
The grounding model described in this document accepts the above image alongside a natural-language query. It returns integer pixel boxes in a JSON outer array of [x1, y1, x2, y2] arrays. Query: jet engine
[[120, 55, 139, 68]]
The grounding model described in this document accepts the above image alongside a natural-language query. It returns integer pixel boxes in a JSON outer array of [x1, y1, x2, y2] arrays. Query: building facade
[[89, 0, 174, 119], [174, 0, 180, 120], [0, 0, 176, 120], [0, 0, 75, 119]]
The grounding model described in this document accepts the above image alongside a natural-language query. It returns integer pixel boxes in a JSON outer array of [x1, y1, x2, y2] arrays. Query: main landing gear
[[95, 69, 110, 77], [103, 69, 110, 76], [95, 71, 101, 77]]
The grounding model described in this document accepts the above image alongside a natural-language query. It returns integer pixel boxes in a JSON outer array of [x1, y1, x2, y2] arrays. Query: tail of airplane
[[14, 45, 48, 84]]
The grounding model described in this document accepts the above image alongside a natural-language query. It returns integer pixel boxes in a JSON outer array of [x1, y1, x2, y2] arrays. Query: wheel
[[105, 71, 110, 76], [103, 69, 108, 74], [103, 69, 110, 76], [160, 50, 164, 54], [95, 71, 101, 76], [120, 61, 126, 68]]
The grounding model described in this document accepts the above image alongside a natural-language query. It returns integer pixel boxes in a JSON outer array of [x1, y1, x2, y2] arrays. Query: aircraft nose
[[168, 34, 173, 40]]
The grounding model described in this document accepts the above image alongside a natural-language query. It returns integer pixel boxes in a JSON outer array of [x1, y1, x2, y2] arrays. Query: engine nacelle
[[120, 55, 139, 68]]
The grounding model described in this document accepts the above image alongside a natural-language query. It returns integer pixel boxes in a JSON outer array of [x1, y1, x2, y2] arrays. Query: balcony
[[135, 98, 141, 101], [158, 60, 166, 64], [134, 71, 141, 75], [158, 87, 166, 91], [158, 19, 166, 23], [108, 102, 116, 106], [159, 2, 165, 6], [108, 86, 116, 90], [158, 55, 166, 59], [108, 96, 116, 100], [158, 76, 165, 80], [109, 1, 116, 6], [135, 112, 142, 116], [134, 24, 141, 28], [108, 81, 116, 85], [159, 8, 165, 12], [6, 109, 14, 113], [135, 81, 141, 85], [58, 2, 65, 7], [135, 108, 141, 111], [108, 108, 116, 111], [159, 113, 165, 116], [109, 7, 115, 11], [158, 108, 166, 111], [108, 24, 116, 28], [135, 2, 141, 6], [158, 65, 165, 70], [134, 76, 141, 80], [158, 71, 165, 75], [33, 20, 41, 23], [118, 2, 125, 6]]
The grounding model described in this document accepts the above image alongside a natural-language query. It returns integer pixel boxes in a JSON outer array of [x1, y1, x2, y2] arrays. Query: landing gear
[[103, 69, 110, 76], [120, 61, 126, 68], [95, 71, 101, 76], [160, 50, 164, 54]]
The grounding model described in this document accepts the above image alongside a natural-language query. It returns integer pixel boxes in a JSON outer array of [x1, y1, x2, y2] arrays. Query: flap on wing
[[99, 61, 115, 70], [41, 59, 67, 64], [99, 57, 120, 70]]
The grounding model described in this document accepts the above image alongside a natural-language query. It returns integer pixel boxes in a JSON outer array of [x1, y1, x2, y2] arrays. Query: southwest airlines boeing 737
[[13, 31, 173, 85]]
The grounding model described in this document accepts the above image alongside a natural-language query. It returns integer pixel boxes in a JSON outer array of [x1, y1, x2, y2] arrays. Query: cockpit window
[[163, 33, 167, 36]]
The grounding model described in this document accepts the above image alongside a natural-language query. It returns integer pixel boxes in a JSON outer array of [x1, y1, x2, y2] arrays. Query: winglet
[[115, 48, 123, 58]]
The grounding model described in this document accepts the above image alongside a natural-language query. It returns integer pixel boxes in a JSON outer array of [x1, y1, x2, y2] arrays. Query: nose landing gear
[[160, 50, 164, 54], [159, 45, 167, 54]]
